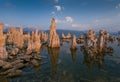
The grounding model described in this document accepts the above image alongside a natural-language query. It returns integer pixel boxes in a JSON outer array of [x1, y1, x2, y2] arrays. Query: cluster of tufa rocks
[[0, 24, 43, 77], [62, 32, 71, 39], [0, 18, 118, 77], [26, 28, 41, 55], [81, 29, 114, 56]]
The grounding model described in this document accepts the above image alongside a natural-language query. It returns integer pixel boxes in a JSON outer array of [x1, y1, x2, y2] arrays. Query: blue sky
[[0, 0, 120, 31]]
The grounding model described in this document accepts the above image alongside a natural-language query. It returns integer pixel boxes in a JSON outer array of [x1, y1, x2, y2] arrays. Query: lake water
[[0, 39, 120, 82]]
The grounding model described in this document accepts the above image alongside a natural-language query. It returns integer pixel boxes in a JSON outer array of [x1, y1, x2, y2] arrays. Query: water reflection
[[48, 48, 60, 74], [62, 39, 70, 43], [81, 46, 113, 69], [70, 48, 77, 62], [117, 39, 120, 46], [83, 52, 105, 69], [118, 41, 120, 46]]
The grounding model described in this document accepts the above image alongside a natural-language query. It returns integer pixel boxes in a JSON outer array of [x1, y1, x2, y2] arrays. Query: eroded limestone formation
[[84, 29, 96, 47], [62, 32, 71, 39], [82, 29, 114, 57], [48, 18, 60, 48], [71, 35, 77, 49], [0, 23, 8, 59], [98, 30, 105, 51], [26, 28, 41, 54], [6, 27, 24, 49], [76, 35, 84, 44]]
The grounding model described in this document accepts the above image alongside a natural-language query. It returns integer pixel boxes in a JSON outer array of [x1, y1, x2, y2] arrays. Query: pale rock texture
[[6, 27, 24, 49], [98, 30, 105, 51], [48, 18, 60, 48], [71, 35, 77, 49], [26, 28, 41, 54], [0, 23, 8, 59], [62, 32, 71, 39]]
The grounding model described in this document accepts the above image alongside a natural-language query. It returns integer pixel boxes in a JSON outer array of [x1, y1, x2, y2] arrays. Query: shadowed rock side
[[76, 35, 84, 44], [48, 18, 60, 48], [117, 31, 120, 46], [40, 31, 48, 44], [48, 48, 60, 74]]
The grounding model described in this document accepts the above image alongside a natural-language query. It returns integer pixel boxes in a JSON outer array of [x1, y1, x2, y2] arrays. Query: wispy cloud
[[56, 16, 74, 23], [51, 11, 55, 15], [65, 16, 73, 23], [54, 0, 59, 3], [55, 5, 62, 11], [71, 24, 90, 30], [115, 3, 120, 9]]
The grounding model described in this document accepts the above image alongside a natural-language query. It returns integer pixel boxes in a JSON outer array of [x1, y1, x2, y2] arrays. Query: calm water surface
[[1, 39, 120, 82]]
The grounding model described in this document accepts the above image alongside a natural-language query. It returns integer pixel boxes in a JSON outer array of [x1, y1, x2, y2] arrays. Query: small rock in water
[[31, 59, 40, 67], [57, 59, 62, 64], [6, 70, 22, 77]]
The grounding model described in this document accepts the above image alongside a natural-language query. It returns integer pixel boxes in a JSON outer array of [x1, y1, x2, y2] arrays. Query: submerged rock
[[31, 59, 40, 67], [6, 70, 22, 77]]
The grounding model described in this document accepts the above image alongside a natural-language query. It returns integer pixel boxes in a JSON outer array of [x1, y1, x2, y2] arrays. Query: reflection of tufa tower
[[48, 48, 60, 74]]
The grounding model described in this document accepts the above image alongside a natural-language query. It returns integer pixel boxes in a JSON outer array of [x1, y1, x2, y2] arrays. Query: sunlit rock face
[[62, 32, 71, 39], [6, 27, 24, 49], [48, 18, 60, 48], [0, 23, 8, 59], [0, 23, 6, 47], [71, 35, 77, 49], [26, 28, 41, 54]]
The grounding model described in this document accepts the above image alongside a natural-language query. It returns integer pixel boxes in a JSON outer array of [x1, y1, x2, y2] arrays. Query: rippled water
[[1, 39, 120, 82]]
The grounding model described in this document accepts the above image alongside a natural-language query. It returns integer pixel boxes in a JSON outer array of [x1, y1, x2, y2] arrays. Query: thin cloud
[[56, 16, 74, 23], [65, 16, 73, 23], [55, 5, 62, 11], [72, 24, 89, 30], [115, 3, 120, 9], [51, 11, 55, 15], [54, 0, 59, 3]]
